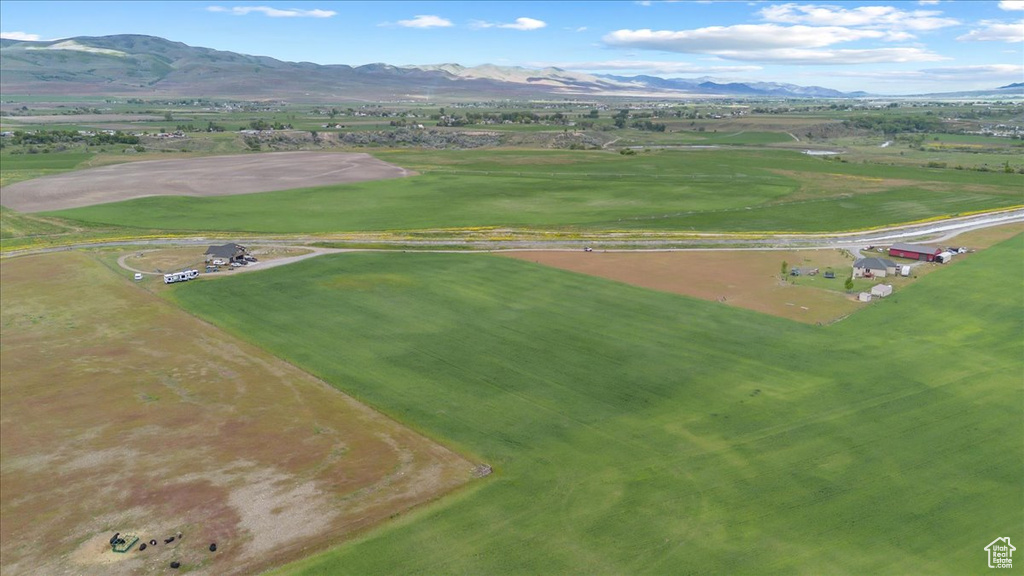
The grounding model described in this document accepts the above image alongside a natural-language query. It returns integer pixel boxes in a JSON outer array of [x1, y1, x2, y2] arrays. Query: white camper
[[163, 269, 200, 284]]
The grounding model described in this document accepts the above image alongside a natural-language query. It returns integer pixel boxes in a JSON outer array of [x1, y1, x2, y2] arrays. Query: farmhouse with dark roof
[[853, 257, 898, 278], [204, 243, 248, 264]]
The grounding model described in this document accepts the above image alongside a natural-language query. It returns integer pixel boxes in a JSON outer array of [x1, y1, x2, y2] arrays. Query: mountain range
[[1, 34, 1020, 101]]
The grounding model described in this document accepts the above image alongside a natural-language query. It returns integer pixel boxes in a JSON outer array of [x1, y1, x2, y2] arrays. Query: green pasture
[[614, 129, 796, 147], [0, 151, 95, 186], [0, 206, 75, 239], [46, 148, 1022, 234], [167, 235, 1022, 575]]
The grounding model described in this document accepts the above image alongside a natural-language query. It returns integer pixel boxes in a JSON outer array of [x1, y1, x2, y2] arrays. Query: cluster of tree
[[4, 130, 139, 146], [432, 110, 582, 127], [172, 122, 226, 133], [842, 115, 944, 134], [54, 106, 104, 115], [338, 127, 502, 149], [631, 120, 667, 132], [247, 120, 291, 131]]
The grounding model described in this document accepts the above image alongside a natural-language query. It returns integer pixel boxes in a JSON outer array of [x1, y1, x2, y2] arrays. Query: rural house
[[889, 242, 942, 262], [204, 243, 249, 264], [852, 257, 898, 278]]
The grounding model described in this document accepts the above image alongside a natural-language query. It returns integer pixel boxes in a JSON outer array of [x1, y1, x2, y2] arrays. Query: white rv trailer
[[163, 269, 200, 284]]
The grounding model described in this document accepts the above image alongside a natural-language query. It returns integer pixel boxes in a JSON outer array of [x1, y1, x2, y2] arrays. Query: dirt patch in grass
[[504, 249, 864, 324], [0, 251, 473, 576], [769, 170, 1015, 200], [1, 151, 414, 212]]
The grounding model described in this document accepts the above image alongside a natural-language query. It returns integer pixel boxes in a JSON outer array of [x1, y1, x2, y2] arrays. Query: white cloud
[[918, 1, 940, 5], [999, 1, 1024, 10], [719, 47, 946, 64], [538, 59, 763, 74], [604, 25, 890, 51], [0, 31, 41, 41], [206, 5, 336, 18], [920, 64, 1024, 77], [602, 23, 951, 64], [832, 64, 1023, 85], [957, 20, 1024, 42], [758, 3, 959, 31], [823, 64, 1023, 93], [393, 15, 453, 28], [472, 17, 547, 30]]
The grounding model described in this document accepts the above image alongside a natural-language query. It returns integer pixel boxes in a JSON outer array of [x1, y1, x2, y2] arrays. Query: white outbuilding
[[858, 292, 872, 302], [870, 284, 893, 298]]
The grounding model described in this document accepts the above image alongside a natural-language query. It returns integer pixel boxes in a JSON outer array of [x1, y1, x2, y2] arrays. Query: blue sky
[[1, 1, 1022, 94]]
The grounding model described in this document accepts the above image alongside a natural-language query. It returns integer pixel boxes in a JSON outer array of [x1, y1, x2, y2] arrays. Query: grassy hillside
[[46, 149, 1023, 234], [167, 234, 1023, 574]]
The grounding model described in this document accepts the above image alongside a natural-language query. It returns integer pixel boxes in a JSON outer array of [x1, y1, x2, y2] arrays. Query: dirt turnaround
[[0, 151, 415, 212]]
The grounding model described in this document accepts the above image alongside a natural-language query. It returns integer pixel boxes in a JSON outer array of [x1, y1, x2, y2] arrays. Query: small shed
[[853, 257, 898, 278], [889, 242, 942, 262], [935, 251, 954, 264], [870, 284, 893, 298], [858, 292, 872, 302]]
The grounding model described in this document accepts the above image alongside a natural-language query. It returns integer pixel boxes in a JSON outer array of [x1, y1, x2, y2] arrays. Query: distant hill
[[0, 34, 1016, 101]]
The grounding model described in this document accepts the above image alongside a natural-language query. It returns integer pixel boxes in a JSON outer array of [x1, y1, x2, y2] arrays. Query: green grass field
[[167, 234, 1023, 575], [44, 149, 1023, 234], [0, 151, 95, 186]]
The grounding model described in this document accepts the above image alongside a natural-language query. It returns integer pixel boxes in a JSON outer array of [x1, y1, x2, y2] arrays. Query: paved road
[[8, 208, 1023, 267]]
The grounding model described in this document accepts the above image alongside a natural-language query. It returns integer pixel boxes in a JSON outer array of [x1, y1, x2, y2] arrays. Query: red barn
[[889, 242, 942, 262]]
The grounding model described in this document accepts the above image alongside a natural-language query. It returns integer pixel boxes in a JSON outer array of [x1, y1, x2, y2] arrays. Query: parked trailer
[[935, 251, 954, 264], [163, 269, 200, 284]]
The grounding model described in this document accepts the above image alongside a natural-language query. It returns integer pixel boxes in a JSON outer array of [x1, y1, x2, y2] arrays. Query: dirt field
[[0, 114, 166, 124], [0, 252, 473, 576], [504, 249, 863, 324], [504, 222, 1024, 324], [0, 152, 414, 212]]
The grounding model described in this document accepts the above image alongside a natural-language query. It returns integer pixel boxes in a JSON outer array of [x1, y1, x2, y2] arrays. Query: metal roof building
[[889, 243, 942, 262]]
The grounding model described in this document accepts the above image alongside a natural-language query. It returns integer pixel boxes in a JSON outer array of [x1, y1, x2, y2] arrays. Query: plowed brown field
[[505, 249, 861, 324], [0, 151, 413, 212]]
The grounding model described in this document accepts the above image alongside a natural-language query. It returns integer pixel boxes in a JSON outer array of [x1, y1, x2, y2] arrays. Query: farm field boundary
[[167, 236, 1022, 575]]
